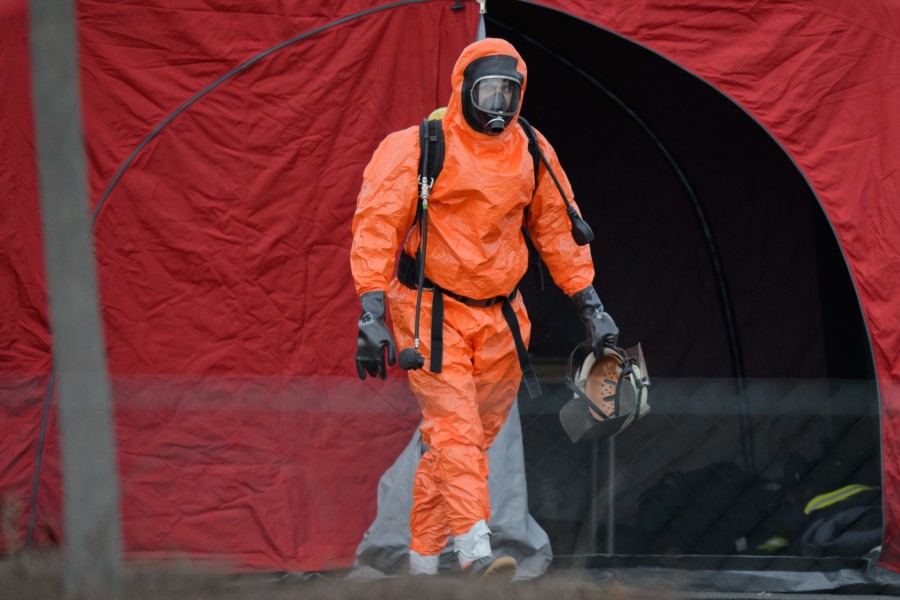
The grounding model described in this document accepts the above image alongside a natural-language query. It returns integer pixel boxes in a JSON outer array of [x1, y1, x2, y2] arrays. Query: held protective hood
[[462, 54, 524, 135], [560, 342, 651, 444]]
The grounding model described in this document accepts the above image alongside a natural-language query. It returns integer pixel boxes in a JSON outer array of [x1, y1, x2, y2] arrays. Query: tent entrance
[[486, 0, 881, 568]]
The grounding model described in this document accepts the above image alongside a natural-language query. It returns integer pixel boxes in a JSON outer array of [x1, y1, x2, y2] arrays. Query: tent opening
[[486, 0, 882, 566]]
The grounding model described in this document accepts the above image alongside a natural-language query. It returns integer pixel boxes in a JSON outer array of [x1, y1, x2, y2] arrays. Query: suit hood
[[444, 38, 527, 142]]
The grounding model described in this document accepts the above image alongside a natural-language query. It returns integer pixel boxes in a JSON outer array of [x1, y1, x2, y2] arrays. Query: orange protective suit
[[350, 38, 595, 558]]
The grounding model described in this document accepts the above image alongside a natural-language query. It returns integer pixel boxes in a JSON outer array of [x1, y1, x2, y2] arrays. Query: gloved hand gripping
[[571, 285, 619, 357], [355, 291, 397, 380]]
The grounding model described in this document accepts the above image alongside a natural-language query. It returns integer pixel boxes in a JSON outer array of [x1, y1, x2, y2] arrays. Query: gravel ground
[[0, 550, 675, 600]]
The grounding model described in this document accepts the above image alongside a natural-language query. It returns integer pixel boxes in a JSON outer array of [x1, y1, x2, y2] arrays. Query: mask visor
[[471, 76, 521, 117]]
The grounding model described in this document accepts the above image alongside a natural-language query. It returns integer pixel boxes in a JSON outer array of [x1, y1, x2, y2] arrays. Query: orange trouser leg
[[409, 449, 451, 555], [472, 296, 530, 446], [388, 280, 531, 556]]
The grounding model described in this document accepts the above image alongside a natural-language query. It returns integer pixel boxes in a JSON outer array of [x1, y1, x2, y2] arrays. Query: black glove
[[355, 291, 397, 380], [571, 285, 619, 357]]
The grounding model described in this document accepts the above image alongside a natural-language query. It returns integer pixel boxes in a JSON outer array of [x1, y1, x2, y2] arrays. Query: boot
[[463, 555, 517, 579]]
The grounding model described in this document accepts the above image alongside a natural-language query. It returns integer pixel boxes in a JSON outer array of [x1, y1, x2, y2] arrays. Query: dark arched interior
[[486, 1, 881, 565]]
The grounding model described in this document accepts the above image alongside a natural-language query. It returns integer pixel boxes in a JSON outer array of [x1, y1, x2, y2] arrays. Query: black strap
[[416, 120, 445, 221], [430, 289, 444, 373], [398, 252, 514, 307], [517, 117, 546, 291], [519, 117, 541, 191], [523, 221, 545, 290], [501, 300, 542, 399]]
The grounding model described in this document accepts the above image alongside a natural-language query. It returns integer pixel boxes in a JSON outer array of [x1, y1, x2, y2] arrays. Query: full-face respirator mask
[[462, 55, 523, 136]]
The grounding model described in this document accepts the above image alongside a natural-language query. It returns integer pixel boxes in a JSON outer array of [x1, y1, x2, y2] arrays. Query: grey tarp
[[577, 548, 900, 595], [350, 402, 552, 580]]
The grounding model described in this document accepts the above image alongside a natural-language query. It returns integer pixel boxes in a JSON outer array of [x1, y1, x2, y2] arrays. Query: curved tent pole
[[27, 0, 457, 546], [91, 0, 443, 229], [487, 15, 755, 472], [26, 361, 55, 545]]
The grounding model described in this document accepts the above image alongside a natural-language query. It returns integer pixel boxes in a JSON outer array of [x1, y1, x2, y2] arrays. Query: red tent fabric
[[1, 0, 476, 570], [2, 0, 899, 574]]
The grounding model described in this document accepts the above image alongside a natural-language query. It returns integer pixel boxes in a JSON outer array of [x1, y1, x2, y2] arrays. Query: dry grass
[[1, 495, 25, 555]]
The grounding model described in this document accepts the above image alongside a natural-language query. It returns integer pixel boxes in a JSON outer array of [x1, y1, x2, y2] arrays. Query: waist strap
[[397, 253, 541, 399], [397, 252, 514, 308]]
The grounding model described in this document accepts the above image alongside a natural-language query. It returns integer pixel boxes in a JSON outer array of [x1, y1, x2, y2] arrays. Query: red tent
[[1, 0, 898, 578]]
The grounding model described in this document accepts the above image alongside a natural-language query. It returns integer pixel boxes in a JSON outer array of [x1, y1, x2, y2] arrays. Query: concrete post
[[28, 0, 123, 597]]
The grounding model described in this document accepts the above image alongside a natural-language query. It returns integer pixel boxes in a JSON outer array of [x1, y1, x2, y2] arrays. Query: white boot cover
[[454, 519, 492, 568], [409, 550, 440, 575]]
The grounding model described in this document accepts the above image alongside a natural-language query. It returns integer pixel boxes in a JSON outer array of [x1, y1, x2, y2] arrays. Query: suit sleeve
[[350, 127, 420, 296], [526, 129, 595, 297]]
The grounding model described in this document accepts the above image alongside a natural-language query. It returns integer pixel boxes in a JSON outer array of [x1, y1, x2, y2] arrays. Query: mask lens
[[472, 76, 520, 116]]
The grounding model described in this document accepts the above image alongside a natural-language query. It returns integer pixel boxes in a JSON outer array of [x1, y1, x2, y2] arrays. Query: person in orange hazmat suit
[[350, 38, 618, 577]]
